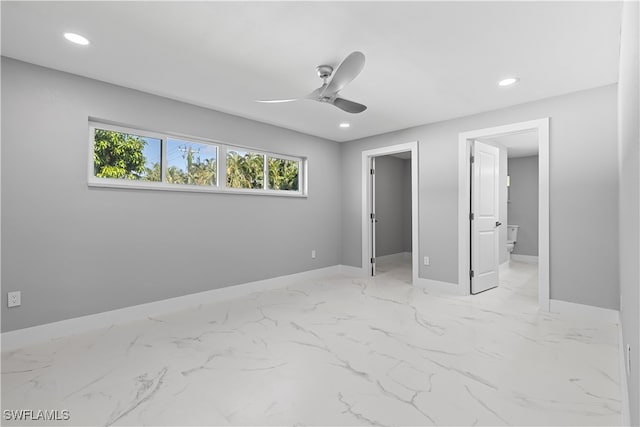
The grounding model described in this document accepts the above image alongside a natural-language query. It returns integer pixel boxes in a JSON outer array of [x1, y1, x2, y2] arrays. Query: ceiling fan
[[257, 51, 367, 114]]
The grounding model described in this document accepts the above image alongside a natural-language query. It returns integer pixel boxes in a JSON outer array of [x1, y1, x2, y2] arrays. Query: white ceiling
[[482, 130, 539, 158], [1, 1, 622, 142]]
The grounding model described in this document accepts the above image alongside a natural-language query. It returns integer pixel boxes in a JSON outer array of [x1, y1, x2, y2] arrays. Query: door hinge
[[470, 155, 475, 163], [371, 257, 376, 264], [370, 213, 376, 220], [470, 270, 475, 279], [370, 168, 375, 175], [469, 212, 474, 221]]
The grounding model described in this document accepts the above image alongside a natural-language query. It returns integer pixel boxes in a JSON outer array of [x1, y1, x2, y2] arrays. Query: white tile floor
[[2, 259, 621, 426]]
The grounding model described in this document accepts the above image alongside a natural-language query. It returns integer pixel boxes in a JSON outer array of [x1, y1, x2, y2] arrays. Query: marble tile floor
[[1, 260, 621, 426]]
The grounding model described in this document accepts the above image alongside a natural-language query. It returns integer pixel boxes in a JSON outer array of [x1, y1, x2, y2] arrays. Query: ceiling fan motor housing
[[316, 65, 333, 79]]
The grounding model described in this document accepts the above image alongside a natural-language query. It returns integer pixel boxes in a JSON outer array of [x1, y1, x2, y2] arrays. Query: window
[[166, 139, 217, 186], [89, 122, 306, 197], [93, 128, 161, 182], [268, 156, 300, 191], [226, 150, 264, 189]]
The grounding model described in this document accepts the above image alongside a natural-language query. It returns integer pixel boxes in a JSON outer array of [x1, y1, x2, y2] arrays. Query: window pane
[[93, 128, 161, 181], [166, 139, 217, 186], [226, 150, 264, 189], [268, 157, 300, 191]]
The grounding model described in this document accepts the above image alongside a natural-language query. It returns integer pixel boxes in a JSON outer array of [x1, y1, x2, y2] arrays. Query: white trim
[[414, 278, 466, 295], [1, 265, 343, 351], [549, 299, 620, 324], [458, 118, 550, 311], [88, 179, 308, 198], [361, 142, 419, 285], [618, 312, 631, 427], [510, 254, 539, 263]]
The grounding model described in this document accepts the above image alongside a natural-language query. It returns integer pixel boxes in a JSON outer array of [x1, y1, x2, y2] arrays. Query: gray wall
[[374, 155, 411, 257], [1, 58, 342, 332], [508, 156, 539, 256], [618, 1, 639, 424], [341, 84, 619, 309]]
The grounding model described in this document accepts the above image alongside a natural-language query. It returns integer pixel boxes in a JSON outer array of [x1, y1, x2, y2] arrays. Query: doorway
[[458, 119, 550, 310], [361, 142, 419, 283]]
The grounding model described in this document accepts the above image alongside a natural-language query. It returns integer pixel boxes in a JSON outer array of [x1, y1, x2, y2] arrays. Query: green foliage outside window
[[93, 129, 159, 181], [166, 145, 217, 186], [268, 157, 299, 191], [226, 151, 264, 189]]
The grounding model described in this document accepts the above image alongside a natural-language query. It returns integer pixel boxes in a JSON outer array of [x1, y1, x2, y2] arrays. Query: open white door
[[471, 141, 500, 294], [370, 157, 376, 276]]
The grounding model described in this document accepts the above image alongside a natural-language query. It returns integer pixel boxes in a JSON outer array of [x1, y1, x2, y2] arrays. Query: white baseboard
[[510, 254, 539, 263], [617, 312, 631, 426], [549, 299, 620, 324], [414, 277, 465, 295], [1, 265, 344, 352]]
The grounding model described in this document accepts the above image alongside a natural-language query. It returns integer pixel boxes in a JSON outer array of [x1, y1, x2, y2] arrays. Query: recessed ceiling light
[[339, 123, 350, 128], [64, 32, 90, 46], [498, 77, 519, 87]]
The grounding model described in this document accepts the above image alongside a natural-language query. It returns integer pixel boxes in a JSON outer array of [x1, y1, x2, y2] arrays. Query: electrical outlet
[[627, 344, 631, 375], [8, 291, 21, 308], [311, 250, 316, 259], [423, 256, 430, 266]]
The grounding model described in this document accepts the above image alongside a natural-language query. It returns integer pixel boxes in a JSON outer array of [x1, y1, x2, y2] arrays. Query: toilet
[[506, 225, 520, 256]]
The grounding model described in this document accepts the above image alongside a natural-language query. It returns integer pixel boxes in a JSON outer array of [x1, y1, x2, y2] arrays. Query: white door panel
[[370, 157, 376, 276], [472, 141, 500, 294]]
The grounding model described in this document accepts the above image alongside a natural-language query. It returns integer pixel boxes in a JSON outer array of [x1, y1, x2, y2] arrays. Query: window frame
[[88, 121, 307, 197]]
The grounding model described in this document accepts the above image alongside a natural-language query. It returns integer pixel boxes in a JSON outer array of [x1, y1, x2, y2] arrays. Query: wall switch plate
[[311, 250, 316, 259], [8, 291, 21, 308], [423, 256, 430, 266]]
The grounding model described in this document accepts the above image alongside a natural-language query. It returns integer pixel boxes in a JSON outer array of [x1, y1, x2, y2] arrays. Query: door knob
[[496, 221, 502, 227]]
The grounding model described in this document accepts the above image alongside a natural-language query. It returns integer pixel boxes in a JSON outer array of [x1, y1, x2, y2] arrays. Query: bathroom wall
[[507, 155, 539, 256], [374, 155, 411, 257]]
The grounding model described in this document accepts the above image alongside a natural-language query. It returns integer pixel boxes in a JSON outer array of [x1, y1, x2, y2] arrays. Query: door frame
[[458, 118, 550, 311], [361, 141, 419, 283]]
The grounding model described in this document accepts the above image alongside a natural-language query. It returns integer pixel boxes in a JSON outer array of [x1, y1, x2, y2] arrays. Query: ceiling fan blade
[[324, 51, 365, 95], [305, 86, 325, 100], [332, 97, 367, 114], [256, 98, 299, 103], [257, 87, 324, 104]]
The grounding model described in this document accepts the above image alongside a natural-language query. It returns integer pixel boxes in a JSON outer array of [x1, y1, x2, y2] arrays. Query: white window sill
[[88, 179, 308, 198]]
